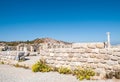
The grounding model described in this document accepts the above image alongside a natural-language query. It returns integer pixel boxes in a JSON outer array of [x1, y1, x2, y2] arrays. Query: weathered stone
[[87, 44, 96, 49], [107, 60, 118, 66], [56, 57, 62, 61], [78, 58, 87, 62], [96, 43, 104, 49], [68, 53, 73, 58], [87, 58, 94, 63], [71, 57, 78, 62], [90, 54, 96, 58], [101, 60, 106, 64], [99, 49, 107, 54], [85, 49, 92, 53], [118, 60, 120, 64], [103, 55, 110, 60], [113, 48, 120, 52], [81, 54, 89, 58], [113, 52, 120, 57], [97, 64, 106, 68], [111, 56, 118, 61], [92, 49, 99, 54], [79, 49, 85, 53], [94, 59, 99, 64]]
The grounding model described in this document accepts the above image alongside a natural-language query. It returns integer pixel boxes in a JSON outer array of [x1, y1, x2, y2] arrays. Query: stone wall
[[41, 42, 120, 72]]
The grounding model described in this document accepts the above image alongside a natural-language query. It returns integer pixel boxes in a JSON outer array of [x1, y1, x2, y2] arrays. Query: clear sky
[[0, 0, 120, 43]]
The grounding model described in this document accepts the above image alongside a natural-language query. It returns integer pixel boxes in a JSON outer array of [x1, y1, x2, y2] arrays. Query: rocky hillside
[[0, 38, 71, 46], [33, 38, 71, 44]]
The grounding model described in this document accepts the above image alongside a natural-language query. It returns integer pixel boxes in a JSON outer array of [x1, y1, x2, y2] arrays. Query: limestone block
[[47, 60, 54, 64], [103, 55, 110, 60], [113, 48, 120, 52], [90, 64, 97, 69], [87, 44, 96, 49], [81, 54, 89, 58], [100, 60, 106, 64], [59, 61, 65, 64], [79, 49, 86, 53], [92, 49, 99, 54], [97, 63, 106, 68], [96, 43, 104, 49], [78, 58, 87, 62], [107, 50, 113, 55], [90, 54, 96, 58], [94, 59, 100, 64], [85, 49, 92, 53], [118, 60, 120, 64], [96, 54, 105, 59], [99, 49, 107, 54], [87, 58, 94, 63], [113, 52, 120, 57], [63, 53, 69, 57], [107, 60, 118, 66], [71, 57, 79, 62], [111, 56, 118, 61], [56, 57, 62, 61], [68, 53, 73, 58]]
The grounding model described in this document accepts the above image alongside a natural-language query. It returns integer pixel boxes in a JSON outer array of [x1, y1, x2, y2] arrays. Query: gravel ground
[[0, 65, 120, 82]]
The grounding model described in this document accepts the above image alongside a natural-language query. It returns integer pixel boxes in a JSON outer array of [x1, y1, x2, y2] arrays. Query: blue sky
[[0, 0, 120, 43]]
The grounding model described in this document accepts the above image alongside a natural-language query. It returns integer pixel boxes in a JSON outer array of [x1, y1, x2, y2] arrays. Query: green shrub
[[32, 59, 52, 72], [58, 66, 72, 74], [0, 61, 4, 64], [73, 67, 95, 80]]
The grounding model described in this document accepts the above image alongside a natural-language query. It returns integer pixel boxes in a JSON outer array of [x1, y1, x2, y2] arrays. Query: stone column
[[107, 32, 111, 48], [30, 46, 33, 52], [17, 46, 19, 51]]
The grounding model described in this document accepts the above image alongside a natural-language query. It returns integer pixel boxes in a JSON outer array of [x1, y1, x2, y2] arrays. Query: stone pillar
[[30, 46, 33, 52], [107, 32, 111, 48], [17, 46, 19, 51]]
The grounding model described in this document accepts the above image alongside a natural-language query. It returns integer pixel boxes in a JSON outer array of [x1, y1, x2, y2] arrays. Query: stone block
[[85, 49, 92, 53], [96, 43, 104, 49], [81, 54, 89, 58], [68, 53, 73, 58], [100, 60, 106, 64], [118, 60, 120, 64], [79, 49, 85, 53], [92, 49, 99, 54], [56, 57, 62, 61], [111, 56, 118, 61], [113, 48, 120, 52], [103, 55, 110, 60], [78, 58, 87, 62], [87, 44, 96, 49], [71, 57, 78, 62], [94, 59, 100, 64], [87, 58, 94, 63], [90, 54, 96, 58], [99, 49, 107, 54], [113, 52, 120, 57], [107, 60, 118, 66]]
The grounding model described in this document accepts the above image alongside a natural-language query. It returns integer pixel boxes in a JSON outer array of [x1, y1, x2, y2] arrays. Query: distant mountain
[[0, 38, 71, 46], [33, 38, 71, 44]]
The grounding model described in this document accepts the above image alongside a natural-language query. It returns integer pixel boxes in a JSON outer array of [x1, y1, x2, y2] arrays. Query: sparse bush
[[13, 63, 29, 69], [73, 67, 95, 80], [58, 66, 72, 74], [32, 59, 52, 72], [106, 71, 114, 79], [0, 61, 4, 64], [115, 71, 120, 79]]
